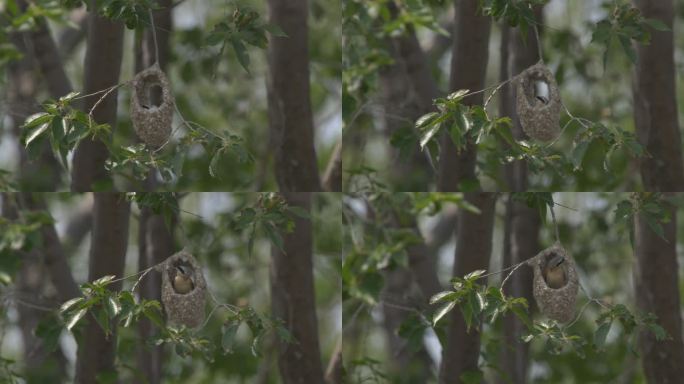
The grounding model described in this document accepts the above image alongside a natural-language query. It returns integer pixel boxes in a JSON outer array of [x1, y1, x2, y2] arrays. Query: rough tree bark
[[632, 0, 684, 191], [270, 192, 325, 383], [439, 193, 496, 384], [267, 0, 321, 192], [71, 8, 125, 191], [438, 0, 491, 191], [75, 193, 130, 384], [633, 195, 684, 383]]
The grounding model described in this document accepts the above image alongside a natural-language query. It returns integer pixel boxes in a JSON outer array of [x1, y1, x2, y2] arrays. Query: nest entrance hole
[[523, 75, 550, 106], [136, 74, 165, 108]]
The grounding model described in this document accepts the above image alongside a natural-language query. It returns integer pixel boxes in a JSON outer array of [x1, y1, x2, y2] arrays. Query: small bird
[[172, 265, 195, 294], [543, 254, 566, 289], [534, 80, 550, 105]]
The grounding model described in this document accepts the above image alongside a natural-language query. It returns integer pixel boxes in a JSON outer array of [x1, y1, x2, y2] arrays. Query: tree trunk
[[270, 192, 324, 383], [632, 0, 684, 191], [438, 0, 491, 191], [136, 208, 174, 384], [75, 193, 130, 384], [71, 8, 125, 191], [498, 197, 539, 384], [633, 195, 684, 383], [439, 192, 496, 383], [267, 0, 321, 192]]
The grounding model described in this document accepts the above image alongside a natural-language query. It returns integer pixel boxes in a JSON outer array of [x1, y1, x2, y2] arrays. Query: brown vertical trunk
[[71, 8, 125, 191], [270, 192, 324, 383], [633, 196, 684, 383], [75, 193, 130, 384], [439, 192, 496, 383], [438, 0, 491, 191], [20, 193, 81, 301], [499, 199, 539, 384], [267, 0, 321, 192], [632, 0, 684, 190], [136, 208, 174, 384], [1, 196, 68, 382]]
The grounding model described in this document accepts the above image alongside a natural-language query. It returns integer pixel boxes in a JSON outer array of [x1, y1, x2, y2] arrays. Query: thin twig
[[148, 9, 160, 65], [549, 202, 560, 243], [534, 24, 543, 63]]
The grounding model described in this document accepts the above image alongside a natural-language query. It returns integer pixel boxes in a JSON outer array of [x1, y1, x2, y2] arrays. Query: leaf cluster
[[205, 6, 286, 73], [220, 306, 294, 357], [591, 1, 669, 68], [430, 270, 531, 331], [229, 193, 309, 257], [21, 92, 109, 170], [478, 0, 549, 40]]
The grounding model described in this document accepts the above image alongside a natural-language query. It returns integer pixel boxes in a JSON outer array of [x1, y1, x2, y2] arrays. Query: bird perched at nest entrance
[[543, 254, 566, 289], [172, 264, 195, 294]]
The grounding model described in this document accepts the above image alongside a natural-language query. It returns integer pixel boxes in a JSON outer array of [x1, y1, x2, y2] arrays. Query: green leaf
[[263, 23, 287, 37], [23, 118, 51, 147], [60, 297, 84, 313], [263, 223, 285, 253], [230, 37, 251, 73], [433, 301, 456, 326], [59, 91, 80, 103], [430, 291, 456, 305], [571, 140, 590, 171], [594, 321, 611, 348], [66, 308, 87, 331], [643, 18, 669, 31], [447, 89, 469, 103], [643, 213, 665, 240], [591, 20, 613, 44], [22, 112, 52, 130], [618, 35, 636, 64], [143, 306, 164, 328], [106, 296, 121, 317], [93, 308, 110, 335], [92, 275, 116, 286], [464, 269, 486, 281], [221, 322, 240, 353]]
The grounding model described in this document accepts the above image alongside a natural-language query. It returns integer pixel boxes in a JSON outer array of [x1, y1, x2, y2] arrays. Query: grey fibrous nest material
[[130, 63, 175, 147], [516, 63, 561, 141], [526, 243, 578, 323], [159, 250, 206, 328]]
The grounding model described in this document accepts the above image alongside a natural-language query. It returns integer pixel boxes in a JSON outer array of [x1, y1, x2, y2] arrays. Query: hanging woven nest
[[516, 62, 561, 141], [130, 63, 175, 147], [159, 250, 206, 328], [526, 243, 578, 323]]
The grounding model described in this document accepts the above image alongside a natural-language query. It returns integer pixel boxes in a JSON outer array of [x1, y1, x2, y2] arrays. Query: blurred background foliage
[[342, 0, 684, 191], [342, 192, 684, 383], [0, 0, 341, 191], [0, 192, 341, 383]]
